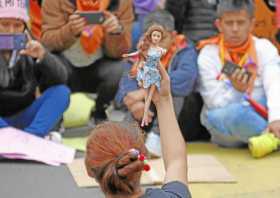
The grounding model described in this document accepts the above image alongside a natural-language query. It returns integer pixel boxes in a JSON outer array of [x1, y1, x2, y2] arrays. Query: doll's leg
[[142, 85, 156, 127]]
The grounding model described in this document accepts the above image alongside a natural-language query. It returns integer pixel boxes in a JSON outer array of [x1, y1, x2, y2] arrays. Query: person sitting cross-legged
[[197, 0, 280, 147], [0, 0, 70, 138]]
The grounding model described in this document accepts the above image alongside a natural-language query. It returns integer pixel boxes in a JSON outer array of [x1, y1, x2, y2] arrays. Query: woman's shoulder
[[142, 181, 192, 198]]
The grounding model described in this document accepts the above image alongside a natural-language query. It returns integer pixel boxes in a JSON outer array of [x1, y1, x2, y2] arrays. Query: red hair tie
[[129, 149, 150, 172]]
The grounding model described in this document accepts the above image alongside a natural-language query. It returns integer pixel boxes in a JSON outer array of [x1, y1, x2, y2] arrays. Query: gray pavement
[[0, 157, 105, 198]]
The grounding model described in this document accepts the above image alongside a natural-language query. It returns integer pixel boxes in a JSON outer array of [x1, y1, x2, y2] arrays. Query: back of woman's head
[[85, 121, 147, 196]]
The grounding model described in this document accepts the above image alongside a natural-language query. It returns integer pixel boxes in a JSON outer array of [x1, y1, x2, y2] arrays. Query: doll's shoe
[[145, 131, 162, 158], [249, 132, 280, 158]]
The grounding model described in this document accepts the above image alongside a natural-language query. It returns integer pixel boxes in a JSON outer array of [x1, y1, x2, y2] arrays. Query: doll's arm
[[160, 47, 167, 55], [122, 51, 140, 58]]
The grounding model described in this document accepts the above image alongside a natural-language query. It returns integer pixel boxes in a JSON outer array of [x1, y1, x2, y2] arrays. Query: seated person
[[131, 0, 166, 50], [165, 0, 218, 44], [115, 10, 198, 157], [0, 0, 70, 137], [165, 0, 219, 141], [85, 63, 191, 198], [253, 0, 280, 51], [41, 0, 134, 121], [197, 0, 280, 147]]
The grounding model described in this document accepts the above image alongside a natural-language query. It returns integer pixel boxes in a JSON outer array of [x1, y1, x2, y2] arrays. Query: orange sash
[[77, 0, 110, 54], [30, 0, 42, 40], [160, 34, 187, 68]]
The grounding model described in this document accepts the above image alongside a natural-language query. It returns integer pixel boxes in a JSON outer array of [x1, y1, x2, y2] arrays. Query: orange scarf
[[161, 34, 187, 68], [30, 0, 42, 40], [129, 34, 187, 77], [77, 0, 110, 54], [198, 34, 258, 94]]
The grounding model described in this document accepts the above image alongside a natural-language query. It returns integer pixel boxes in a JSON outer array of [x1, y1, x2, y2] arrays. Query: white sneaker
[[45, 131, 62, 144], [145, 131, 162, 157]]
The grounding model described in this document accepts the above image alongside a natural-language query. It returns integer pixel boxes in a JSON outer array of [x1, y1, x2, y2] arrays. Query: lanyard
[[219, 36, 249, 67]]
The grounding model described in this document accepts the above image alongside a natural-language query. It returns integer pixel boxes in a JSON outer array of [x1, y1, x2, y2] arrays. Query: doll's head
[[146, 25, 165, 45], [85, 121, 147, 197], [137, 24, 165, 59]]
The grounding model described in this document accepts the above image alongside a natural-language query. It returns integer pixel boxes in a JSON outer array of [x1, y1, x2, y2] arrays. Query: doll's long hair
[[130, 24, 165, 77], [85, 122, 147, 196]]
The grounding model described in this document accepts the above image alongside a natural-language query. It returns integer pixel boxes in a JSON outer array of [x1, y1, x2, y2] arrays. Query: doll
[[123, 24, 167, 126]]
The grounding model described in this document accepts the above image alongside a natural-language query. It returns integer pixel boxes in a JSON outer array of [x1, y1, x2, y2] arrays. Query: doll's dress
[[136, 47, 165, 89]]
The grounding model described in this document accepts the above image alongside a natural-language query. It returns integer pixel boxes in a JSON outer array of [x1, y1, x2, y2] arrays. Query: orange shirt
[[254, 0, 280, 51]]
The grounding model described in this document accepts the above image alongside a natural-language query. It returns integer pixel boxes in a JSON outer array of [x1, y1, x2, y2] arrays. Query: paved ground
[[1, 142, 280, 198]]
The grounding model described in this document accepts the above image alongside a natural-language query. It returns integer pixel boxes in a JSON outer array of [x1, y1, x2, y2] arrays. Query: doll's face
[[151, 30, 162, 45]]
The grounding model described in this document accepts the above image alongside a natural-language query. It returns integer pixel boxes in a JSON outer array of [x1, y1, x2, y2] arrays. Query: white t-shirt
[[63, 39, 103, 67]]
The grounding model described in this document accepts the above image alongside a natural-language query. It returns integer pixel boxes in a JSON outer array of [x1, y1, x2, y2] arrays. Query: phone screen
[[222, 61, 240, 76], [78, 11, 105, 24], [0, 34, 27, 50]]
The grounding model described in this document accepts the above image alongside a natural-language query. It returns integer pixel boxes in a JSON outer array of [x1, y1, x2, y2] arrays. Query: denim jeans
[[0, 85, 70, 137], [202, 98, 268, 147]]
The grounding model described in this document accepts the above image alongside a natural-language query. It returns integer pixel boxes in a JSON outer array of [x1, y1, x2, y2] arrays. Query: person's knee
[[49, 85, 71, 107]]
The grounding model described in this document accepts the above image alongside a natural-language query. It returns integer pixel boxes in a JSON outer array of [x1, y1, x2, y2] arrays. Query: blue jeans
[[203, 98, 268, 147], [0, 85, 70, 137]]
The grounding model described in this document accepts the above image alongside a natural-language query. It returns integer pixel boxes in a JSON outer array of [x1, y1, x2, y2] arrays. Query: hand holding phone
[[19, 33, 46, 60], [69, 14, 87, 37], [222, 61, 252, 80], [222, 61, 252, 92]]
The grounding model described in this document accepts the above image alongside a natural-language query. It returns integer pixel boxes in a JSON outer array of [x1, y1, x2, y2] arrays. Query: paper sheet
[[67, 154, 236, 187], [0, 127, 76, 166]]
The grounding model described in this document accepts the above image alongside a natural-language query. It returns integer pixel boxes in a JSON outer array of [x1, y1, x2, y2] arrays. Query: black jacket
[[166, 0, 218, 44], [0, 52, 68, 117]]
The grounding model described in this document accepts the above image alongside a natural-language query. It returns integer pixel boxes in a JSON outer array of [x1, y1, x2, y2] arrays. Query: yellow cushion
[[63, 93, 95, 128]]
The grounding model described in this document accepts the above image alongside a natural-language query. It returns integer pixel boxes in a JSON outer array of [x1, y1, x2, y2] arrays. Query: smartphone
[[77, 11, 106, 24], [222, 61, 240, 76], [0, 33, 27, 50], [222, 61, 252, 81]]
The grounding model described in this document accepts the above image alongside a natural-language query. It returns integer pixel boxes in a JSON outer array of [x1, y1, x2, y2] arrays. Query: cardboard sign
[[67, 155, 236, 187]]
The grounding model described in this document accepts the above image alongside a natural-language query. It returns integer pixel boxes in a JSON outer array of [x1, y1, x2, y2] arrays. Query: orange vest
[[253, 0, 280, 51]]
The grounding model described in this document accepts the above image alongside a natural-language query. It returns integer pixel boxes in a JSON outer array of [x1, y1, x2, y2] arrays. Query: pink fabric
[[0, 0, 29, 23]]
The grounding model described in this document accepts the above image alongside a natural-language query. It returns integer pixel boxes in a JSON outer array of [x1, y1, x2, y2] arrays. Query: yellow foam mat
[[188, 143, 280, 198]]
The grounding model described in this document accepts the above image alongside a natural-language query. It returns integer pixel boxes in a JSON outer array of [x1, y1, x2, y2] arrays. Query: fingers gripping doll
[[123, 24, 167, 127]]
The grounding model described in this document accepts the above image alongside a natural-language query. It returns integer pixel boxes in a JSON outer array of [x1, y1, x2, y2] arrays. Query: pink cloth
[[0, 0, 29, 23], [0, 127, 75, 166]]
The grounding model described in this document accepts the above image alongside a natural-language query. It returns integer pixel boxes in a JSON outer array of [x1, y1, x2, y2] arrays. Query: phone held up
[[222, 61, 252, 82], [0, 33, 27, 50], [77, 11, 106, 24]]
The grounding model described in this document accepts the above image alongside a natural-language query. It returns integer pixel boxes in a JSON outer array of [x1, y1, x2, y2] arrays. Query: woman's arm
[[153, 65, 188, 185]]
